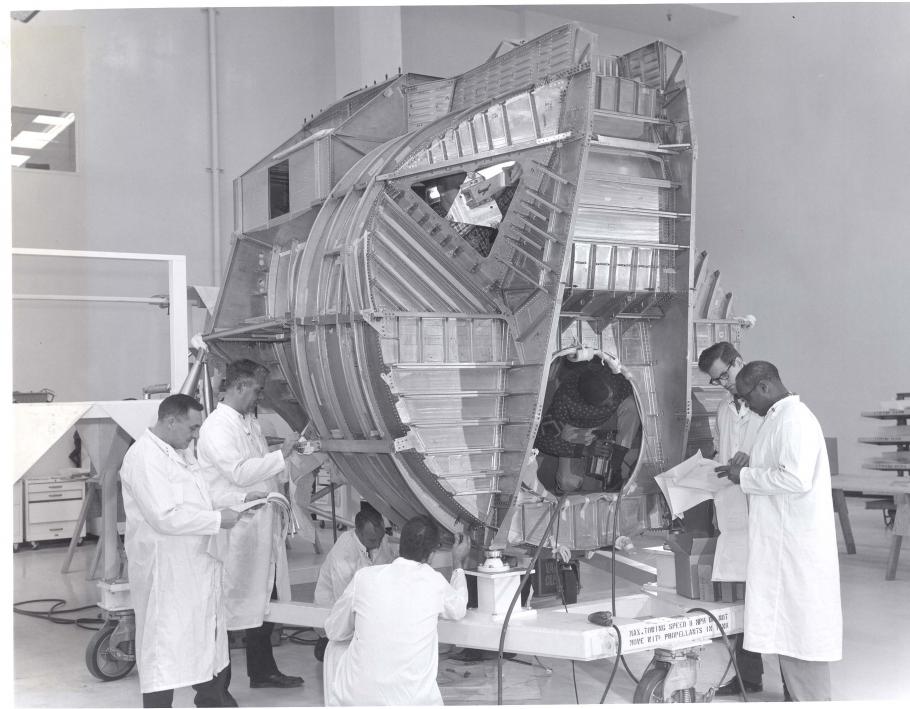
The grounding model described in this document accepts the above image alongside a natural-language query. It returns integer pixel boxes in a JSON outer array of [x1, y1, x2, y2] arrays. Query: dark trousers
[[142, 665, 235, 708], [224, 584, 280, 689], [245, 620, 280, 679], [729, 632, 764, 685]]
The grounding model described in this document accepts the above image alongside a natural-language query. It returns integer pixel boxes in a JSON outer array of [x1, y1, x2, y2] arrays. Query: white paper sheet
[[655, 451, 748, 581], [655, 451, 733, 517]]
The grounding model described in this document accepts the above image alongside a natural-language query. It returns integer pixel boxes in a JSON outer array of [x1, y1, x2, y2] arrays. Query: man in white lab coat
[[698, 341, 764, 695], [717, 361, 842, 701], [121, 394, 257, 708], [323, 515, 471, 706], [312, 506, 395, 660], [196, 359, 304, 691], [314, 506, 395, 606]]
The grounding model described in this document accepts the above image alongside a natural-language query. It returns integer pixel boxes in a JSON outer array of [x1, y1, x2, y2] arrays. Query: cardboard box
[[697, 564, 715, 601], [665, 533, 717, 599], [649, 546, 677, 590]]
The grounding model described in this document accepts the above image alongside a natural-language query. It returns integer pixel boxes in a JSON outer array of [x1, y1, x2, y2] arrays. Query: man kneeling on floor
[[322, 515, 471, 705], [312, 505, 395, 660]]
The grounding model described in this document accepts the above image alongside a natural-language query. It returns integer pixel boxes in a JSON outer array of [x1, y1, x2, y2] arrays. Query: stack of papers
[[230, 491, 300, 536]]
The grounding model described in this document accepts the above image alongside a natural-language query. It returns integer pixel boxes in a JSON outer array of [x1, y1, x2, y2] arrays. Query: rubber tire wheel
[[633, 663, 696, 703], [86, 621, 135, 681]]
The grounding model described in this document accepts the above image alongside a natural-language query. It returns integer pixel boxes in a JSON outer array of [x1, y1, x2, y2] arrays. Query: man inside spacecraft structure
[[534, 360, 641, 495]]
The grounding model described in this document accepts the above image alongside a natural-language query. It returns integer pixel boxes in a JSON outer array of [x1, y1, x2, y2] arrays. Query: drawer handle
[[47, 485, 63, 489], [49, 527, 64, 532], [47, 493, 63, 498]]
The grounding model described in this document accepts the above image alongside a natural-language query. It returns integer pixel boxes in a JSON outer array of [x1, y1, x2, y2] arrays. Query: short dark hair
[[697, 341, 741, 373], [736, 360, 781, 389], [157, 393, 203, 421], [355, 507, 384, 532], [399, 515, 440, 563], [225, 359, 268, 389]]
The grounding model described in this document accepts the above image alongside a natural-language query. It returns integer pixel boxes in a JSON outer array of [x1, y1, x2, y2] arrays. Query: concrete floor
[[9, 495, 910, 707]]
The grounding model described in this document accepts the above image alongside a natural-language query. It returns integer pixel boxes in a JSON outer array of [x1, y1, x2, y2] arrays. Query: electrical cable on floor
[[13, 599, 105, 631], [598, 624, 623, 703], [496, 499, 562, 705], [284, 627, 319, 645], [686, 606, 747, 702]]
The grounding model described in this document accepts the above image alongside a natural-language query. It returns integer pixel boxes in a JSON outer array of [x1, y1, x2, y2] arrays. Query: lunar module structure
[[204, 24, 748, 554]]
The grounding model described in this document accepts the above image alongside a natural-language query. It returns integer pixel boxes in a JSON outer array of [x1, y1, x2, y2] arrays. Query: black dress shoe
[[249, 672, 304, 689], [714, 679, 762, 696]]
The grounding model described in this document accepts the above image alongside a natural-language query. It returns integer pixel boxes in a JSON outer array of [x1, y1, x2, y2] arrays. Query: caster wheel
[[86, 621, 135, 681], [13, 543, 20, 553], [633, 662, 696, 703]]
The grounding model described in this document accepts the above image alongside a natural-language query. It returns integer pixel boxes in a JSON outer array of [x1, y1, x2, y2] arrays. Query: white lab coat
[[120, 430, 245, 693], [323, 558, 468, 706], [196, 403, 290, 629], [712, 395, 763, 581], [739, 395, 842, 661], [314, 529, 396, 606]]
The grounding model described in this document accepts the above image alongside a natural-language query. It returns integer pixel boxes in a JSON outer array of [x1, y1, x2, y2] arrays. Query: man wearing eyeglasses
[[715, 361, 842, 701], [697, 341, 764, 695]]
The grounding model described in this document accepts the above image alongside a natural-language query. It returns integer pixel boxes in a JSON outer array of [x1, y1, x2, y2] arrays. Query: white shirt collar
[[146, 428, 194, 467], [766, 393, 800, 419], [393, 557, 425, 568], [217, 401, 246, 419]]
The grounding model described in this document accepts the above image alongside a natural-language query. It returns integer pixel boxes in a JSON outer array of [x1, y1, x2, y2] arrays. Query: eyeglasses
[[709, 361, 735, 386]]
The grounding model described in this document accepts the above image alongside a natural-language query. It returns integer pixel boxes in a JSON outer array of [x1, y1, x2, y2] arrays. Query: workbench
[[832, 397, 910, 580], [265, 581, 743, 662], [830, 473, 910, 580]]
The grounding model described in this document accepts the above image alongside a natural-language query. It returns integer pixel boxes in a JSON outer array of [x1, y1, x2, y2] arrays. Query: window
[[268, 160, 290, 219], [11, 106, 76, 172]]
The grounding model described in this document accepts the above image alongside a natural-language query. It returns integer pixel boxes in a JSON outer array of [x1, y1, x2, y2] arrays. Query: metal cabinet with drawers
[[25, 477, 86, 546]]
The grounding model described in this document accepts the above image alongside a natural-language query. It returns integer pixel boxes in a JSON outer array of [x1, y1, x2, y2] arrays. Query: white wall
[[684, 3, 910, 479], [334, 6, 403, 97], [13, 4, 909, 479], [401, 5, 657, 78], [11, 7, 336, 403]]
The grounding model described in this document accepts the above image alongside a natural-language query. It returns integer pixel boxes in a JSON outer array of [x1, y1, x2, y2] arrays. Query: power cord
[[686, 607, 747, 702], [496, 500, 561, 705], [607, 481, 640, 686], [598, 624, 623, 703], [551, 513, 580, 705], [13, 598, 104, 631], [284, 627, 319, 645]]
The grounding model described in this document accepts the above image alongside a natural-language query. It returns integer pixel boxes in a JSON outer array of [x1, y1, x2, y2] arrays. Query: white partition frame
[[12, 248, 189, 392]]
